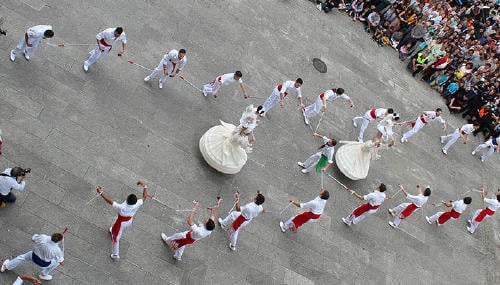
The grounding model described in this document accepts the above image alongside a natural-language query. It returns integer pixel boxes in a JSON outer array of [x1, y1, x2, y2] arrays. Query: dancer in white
[[144, 49, 187, 89], [352, 108, 394, 142], [467, 187, 500, 234], [261, 78, 304, 116], [342, 183, 387, 225], [238, 104, 263, 143], [161, 198, 221, 260], [426, 196, 472, 225], [297, 132, 337, 174], [440, 123, 480, 155], [10, 25, 54, 61], [472, 137, 499, 162], [279, 189, 329, 233], [96, 181, 148, 259], [401, 108, 446, 143], [218, 191, 265, 251], [1, 232, 64, 281], [388, 184, 431, 228], [203, 71, 249, 98], [83, 27, 126, 72], [302, 87, 354, 125], [373, 113, 400, 147]]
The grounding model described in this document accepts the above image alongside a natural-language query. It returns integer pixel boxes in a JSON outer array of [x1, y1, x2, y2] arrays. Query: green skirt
[[315, 155, 329, 173]]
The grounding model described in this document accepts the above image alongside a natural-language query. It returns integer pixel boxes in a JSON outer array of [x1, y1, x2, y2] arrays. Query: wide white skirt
[[335, 141, 373, 180]]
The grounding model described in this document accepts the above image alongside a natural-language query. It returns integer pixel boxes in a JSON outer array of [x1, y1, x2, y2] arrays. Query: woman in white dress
[[199, 105, 261, 174], [297, 132, 337, 174]]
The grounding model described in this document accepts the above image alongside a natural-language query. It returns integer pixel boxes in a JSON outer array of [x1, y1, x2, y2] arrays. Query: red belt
[[217, 76, 222, 81], [474, 208, 495, 223], [169, 230, 196, 250], [277, 84, 288, 96], [111, 215, 132, 243], [419, 115, 427, 124], [437, 209, 461, 224], [319, 93, 325, 99], [370, 109, 376, 119], [291, 211, 320, 231], [230, 214, 248, 234], [98, 38, 112, 47], [352, 202, 379, 217], [400, 203, 418, 219]]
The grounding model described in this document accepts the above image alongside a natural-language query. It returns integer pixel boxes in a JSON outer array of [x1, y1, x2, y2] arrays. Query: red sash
[[369, 109, 376, 119], [277, 84, 288, 96], [400, 203, 418, 219], [229, 214, 248, 234], [111, 215, 132, 243], [217, 76, 222, 81], [292, 211, 321, 231], [168, 59, 177, 74], [437, 209, 461, 224], [352, 203, 379, 217], [474, 208, 495, 223], [98, 38, 112, 47], [169, 231, 196, 250], [319, 93, 325, 99], [419, 114, 427, 124]]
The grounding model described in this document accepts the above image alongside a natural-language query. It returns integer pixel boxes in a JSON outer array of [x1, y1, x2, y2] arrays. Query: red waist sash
[[400, 203, 418, 219], [111, 215, 132, 243], [369, 108, 376, 119], [474, 208, 495, 223], [230, 214, 248, 234], [352, 203, 379, 217], [169, 230, 196, 250], [292, 211, 321, 230]]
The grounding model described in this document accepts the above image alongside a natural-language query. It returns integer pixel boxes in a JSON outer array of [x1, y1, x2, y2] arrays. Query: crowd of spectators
[[309, 0, 500, 138]]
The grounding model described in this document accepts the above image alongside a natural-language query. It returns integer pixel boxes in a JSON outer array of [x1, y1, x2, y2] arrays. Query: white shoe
[[173, 255, 181, 261], [400, 137, 408, 143], [39, 274, 52, 281], [388, 221, 397, 228], [467, 226, 474, 234], [425, 216, 432, 224], [301, 169, 307, 174], [1, 259, 9, 272], [357, 138, 363, 143], [352, 119, 357, 128], [158, 81, 163, 89], [341, 217, 351, 226], [9, 50, 15, 62], [480, 156, 485, 162], [304, 116, 310, 125], [440, 136, 444, 144], [110, 254, 120, 260], [109, 227, 112, 234], [161, 233, 168, 243], [218, 218, 226, 229], [467, 219, 472, 225], [441, 148, 447, 155], [83, 61, 89, 72], [279, 221, 286, 233], [228, 243, 236, 251], [297, 162, 305, 168], [144, 76, 151, 82], [23, 52, 29, 61], [388, 209, 395, 217], [203, 90, 208, 97], [471, 151, 476, 156], [316, 4, 322, 11]]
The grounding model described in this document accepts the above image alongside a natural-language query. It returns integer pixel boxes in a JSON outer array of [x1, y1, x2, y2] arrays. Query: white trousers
[[473, 141, 496, 161], [345, 207, 378, 225], [262, 88, 281, 114], [402, 118, 426, 140], [220, 211, 250, 247], [468, 208, 494, 233], [111, 219, 133, 256], [300, 152, 322, 173], [6, 251, 60, 276], [165, 230, 190, 259], [303, 97, 323, 119], [203, 77, 219, 94], [85, 44, 111, 67], [12, 37, 42, 57], [441, 129, 460, 151], [427, 212, 443, 223], [284, 214, 316, 230], [353, 111, 374, 141], [147, 61, 174, 84], [390, 202, 420, 226]]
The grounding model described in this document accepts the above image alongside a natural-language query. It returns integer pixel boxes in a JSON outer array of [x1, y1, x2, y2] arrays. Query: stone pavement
[[0, 0, 498, 284]]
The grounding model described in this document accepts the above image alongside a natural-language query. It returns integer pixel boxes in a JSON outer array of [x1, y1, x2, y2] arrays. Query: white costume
[[145, 49, 187, 88], [262, 81, 302, 114], [472, 137, 499, 162], [110, 199, 144, 257], [343, 190, 386, 225], [298, 136, 335, 173], [427, 200, 468, 225], [203, 73, 243, 96], [84, 28, 127, 68], [402, 111, 445, 142], [352, 108, 390, 141], [335, 141, 380, 180], [467, 197, 499, 233], [441, 124, 475, 153], [3, 234, 64, 278], [303, 90, 351, 119], [199, 121, 252, 174], [164, 224, 212, 260], [219, 202, 263, 248], [239, 105, 259, 133], [283, 196, 327, 231], [11, 25, 52, 60], [376, 114, 396, 139], [389, 193, 429, 226]]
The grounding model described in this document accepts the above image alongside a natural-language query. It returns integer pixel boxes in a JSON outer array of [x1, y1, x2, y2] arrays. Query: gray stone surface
[[0, 0, 498, 284]]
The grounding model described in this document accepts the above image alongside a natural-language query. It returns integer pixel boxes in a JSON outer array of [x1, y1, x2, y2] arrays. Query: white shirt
[[459, 124, 475, 135], [484, 198, 500, 212], [162, 49, 187, 71], [32, 234, 64, 263], [406, 193, 429, 207], [300, 196, 327, 215], [277, 81, 302, 98], [112, 199, 144, 217], [26, 25, 52, 42], [320, 136, 335, 163], [0, 168, 26, 196], [190, 224, 212, 240], [320, 90, 350, 102], [96, 27, 127, 45], [364, 190, 386, 206], [219, 73, 243, 86], [240, 202, 263, 221], [240, 109, 258, 131], [452, 200, 468, 214], [421, 111, 445, 124]]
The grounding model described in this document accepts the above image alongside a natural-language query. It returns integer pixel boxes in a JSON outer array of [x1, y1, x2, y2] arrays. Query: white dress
[[335, 141, 379, 180], [199, 120, 251, 174]]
